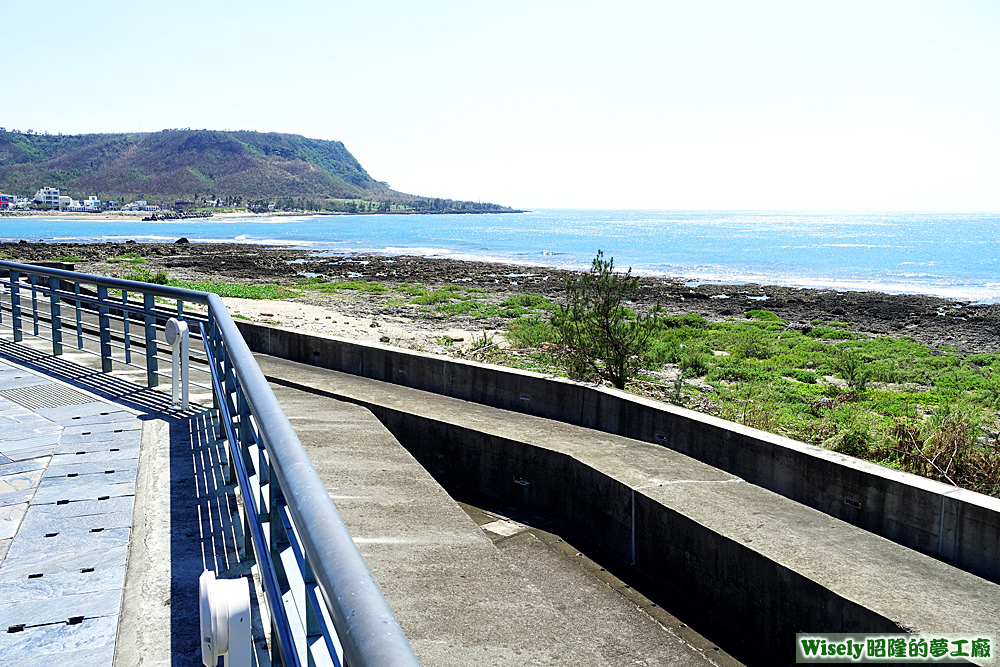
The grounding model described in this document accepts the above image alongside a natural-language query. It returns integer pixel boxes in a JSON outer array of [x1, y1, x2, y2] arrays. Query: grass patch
[[412, 290, 455, 305], [436, 300, 483, 315], [499, 293, 556, 310], [166, 280, 300, 299], [307, 279, 388, 294], [108, 255, 145, 264]]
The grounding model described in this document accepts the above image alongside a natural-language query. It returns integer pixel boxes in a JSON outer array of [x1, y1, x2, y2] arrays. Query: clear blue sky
[[3, 0, 998, 210]]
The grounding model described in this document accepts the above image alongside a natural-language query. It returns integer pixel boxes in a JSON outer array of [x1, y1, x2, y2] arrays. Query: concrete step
[[255, 353, 1000, 664], [268, 381, 731, 666]]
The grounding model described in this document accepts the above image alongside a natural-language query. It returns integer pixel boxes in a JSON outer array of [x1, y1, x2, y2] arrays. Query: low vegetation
[[165, 279, 300, 300], [499, 300, 1000, 497], [113, 258, 1000, 497], [552, 250, 660, 389]]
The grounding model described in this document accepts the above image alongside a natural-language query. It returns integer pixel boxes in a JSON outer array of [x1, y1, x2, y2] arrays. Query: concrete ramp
[[269, 383, 729, 666], [256, 353, 1000, 665]]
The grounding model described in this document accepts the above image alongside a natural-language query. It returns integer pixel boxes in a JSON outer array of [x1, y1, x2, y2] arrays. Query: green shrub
[[835, 349, 871, 393], [731, 329, 773, 360], [706, 359, 774, 383], [412, 290, 454, 305], [646, 338, 684, 365], [507, 317, 558, 348], [822, 425, 870, 457], [552, 250, 661, 389], [785, 369, 818, 384], [123, 267, 169, 285], [745, 309, 787, 324], [808, 327, 855, 340], [680, 352, 712, 378], [967, 353, 998, 367], [658, 313, 707, 328]]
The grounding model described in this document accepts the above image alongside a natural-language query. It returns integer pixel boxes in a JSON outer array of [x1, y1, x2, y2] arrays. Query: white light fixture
[[199, 570, 251, 667], [165, 317, 189, 410]]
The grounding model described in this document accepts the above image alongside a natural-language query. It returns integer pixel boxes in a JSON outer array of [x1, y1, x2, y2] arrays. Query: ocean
[[2, 210, 998, 302]]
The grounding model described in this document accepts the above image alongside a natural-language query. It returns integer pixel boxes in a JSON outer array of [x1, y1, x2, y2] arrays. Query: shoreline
[[0, 213, 994, 304], [0, 210, 293, 222], [0, 208, 526, 223], [0, 240, 997, 355]]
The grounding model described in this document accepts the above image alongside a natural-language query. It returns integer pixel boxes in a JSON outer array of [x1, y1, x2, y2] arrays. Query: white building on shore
[[122, 200, 160, 212], [33, 187, 61, 209]]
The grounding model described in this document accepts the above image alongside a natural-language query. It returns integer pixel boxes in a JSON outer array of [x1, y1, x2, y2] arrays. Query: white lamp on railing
[[165, 317, 189, 410], [199, 570, 251, 667]]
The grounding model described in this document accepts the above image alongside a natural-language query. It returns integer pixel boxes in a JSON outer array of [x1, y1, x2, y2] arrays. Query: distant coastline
[[1, 209, 997, 304], [0, 208, 526, 222]]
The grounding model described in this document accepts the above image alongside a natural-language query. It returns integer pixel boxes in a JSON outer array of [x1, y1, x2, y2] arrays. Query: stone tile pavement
[[0, 358, 142, 665]]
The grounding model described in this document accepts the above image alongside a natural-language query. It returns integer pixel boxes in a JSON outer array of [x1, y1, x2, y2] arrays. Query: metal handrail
[[0, 260, 421, 667]]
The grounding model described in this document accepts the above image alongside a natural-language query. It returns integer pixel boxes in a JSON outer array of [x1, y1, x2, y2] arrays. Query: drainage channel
[[451, 492, 763, 667]]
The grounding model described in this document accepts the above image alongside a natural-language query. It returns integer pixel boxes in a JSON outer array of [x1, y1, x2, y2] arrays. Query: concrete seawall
[[254, 353, 1000, 665], [235, 320, 1000, 583]]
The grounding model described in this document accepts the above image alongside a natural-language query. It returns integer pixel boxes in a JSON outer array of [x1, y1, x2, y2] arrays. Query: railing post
[[97, 285, 113, 372], [269, 466, 292, 667], [30, 274, 38, 336], [10, 271, 21, 342], [144, 293, 159, 387], [74, 282, 83, 349], [233, 389, 247, 487], [121, 289, 131, 364], [207, 311, 221, 431], [303, 560, 324, 667], [49, 276, 62, 355], [224, 344, 236, 429]]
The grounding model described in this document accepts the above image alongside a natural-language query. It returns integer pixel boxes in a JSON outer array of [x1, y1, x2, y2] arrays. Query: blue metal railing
[[0, 261, 421, 667]]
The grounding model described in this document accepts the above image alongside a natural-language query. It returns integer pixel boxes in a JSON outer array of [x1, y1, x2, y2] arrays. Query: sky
[[2, 0, 998, 210]]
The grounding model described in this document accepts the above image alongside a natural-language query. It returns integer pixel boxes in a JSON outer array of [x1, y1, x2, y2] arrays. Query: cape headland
[[0, 128, 519, 214]]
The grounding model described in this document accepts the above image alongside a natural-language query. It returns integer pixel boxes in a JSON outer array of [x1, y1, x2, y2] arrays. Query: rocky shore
[[2, 240, 997, 355]]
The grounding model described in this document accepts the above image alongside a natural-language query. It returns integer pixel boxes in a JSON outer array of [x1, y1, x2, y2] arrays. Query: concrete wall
[[363, 405, 907, 664], [237, 320, 1000, 583]]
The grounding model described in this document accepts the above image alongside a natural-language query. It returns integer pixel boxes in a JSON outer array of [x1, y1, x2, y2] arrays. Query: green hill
[[0, 128, 514, 212]]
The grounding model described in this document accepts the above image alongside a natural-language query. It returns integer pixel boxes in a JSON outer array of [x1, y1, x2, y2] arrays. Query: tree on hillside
[[552, 250, 661, 390]]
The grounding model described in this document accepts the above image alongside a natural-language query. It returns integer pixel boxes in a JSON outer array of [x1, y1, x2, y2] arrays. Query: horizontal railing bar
[[0, 261, 212, 304], [0, 284, 204, 324]]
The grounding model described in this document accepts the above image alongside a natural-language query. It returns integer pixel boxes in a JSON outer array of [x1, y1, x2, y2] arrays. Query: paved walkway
[[0, 335, 269, 667], [0, 358, 142, 665]]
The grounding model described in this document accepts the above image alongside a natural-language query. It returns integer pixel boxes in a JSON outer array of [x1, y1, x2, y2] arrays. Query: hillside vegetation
[[0, 128, 514, 212]]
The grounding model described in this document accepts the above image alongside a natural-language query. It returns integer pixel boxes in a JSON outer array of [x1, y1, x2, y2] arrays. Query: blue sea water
[[2, 209, 998, 302]]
